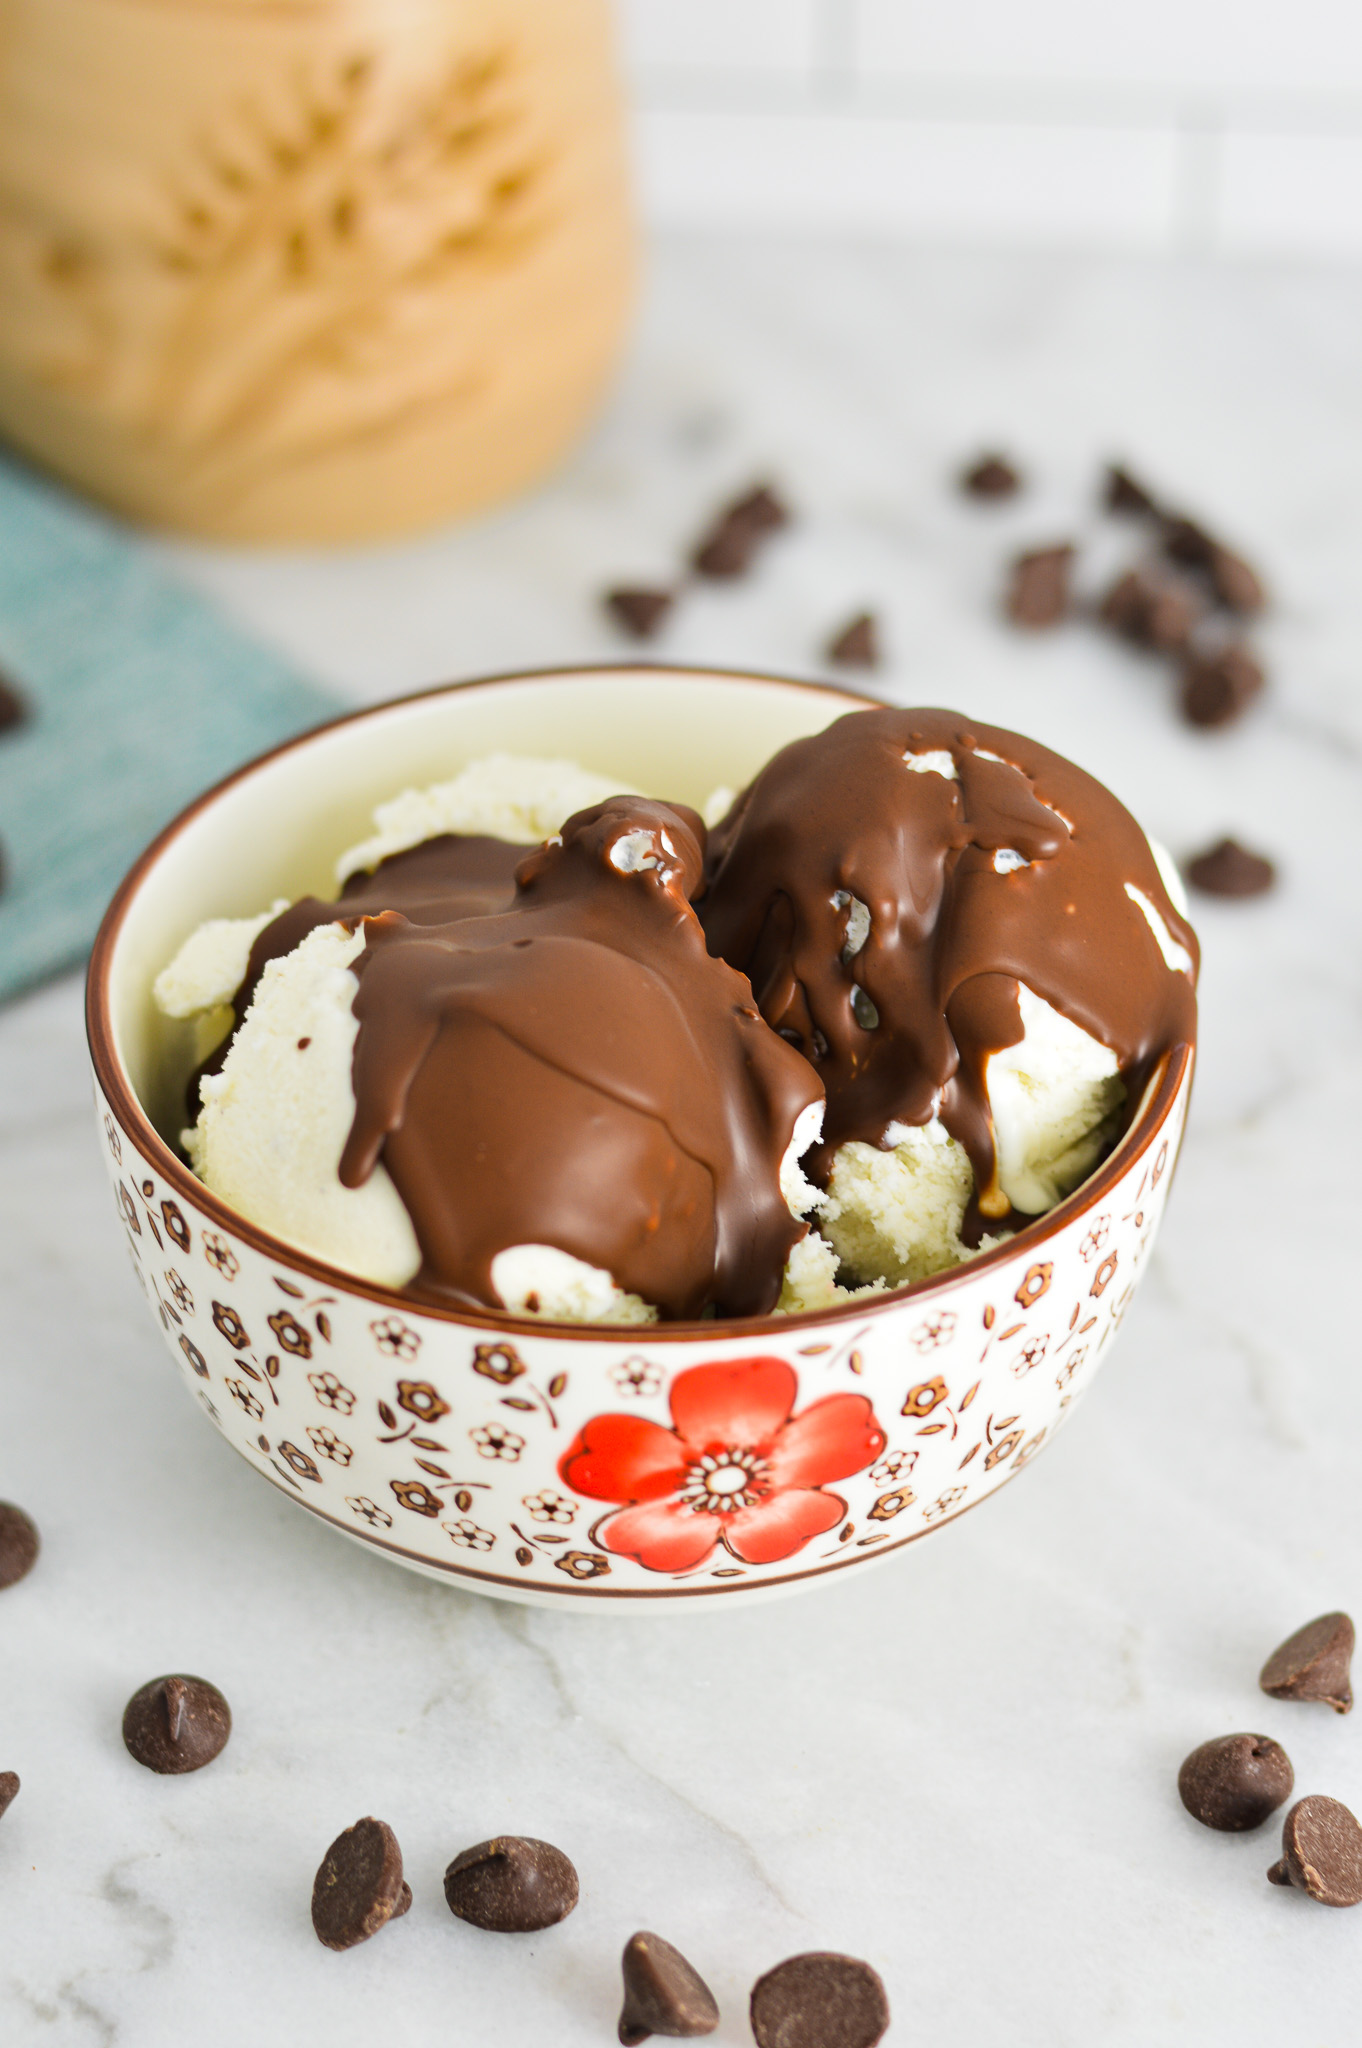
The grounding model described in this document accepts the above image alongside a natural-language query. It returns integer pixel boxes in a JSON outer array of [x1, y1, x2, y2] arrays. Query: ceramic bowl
[[87, 666, 1193, 1609]]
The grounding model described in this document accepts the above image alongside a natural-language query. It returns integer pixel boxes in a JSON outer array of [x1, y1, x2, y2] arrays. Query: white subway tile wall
[[620, 0, 1362, 256]]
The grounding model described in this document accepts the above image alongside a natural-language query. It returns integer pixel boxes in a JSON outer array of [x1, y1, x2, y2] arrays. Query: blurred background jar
[[0, 0, 633, 543]]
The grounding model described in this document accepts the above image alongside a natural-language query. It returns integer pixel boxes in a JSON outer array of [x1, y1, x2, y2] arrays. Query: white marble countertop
[[4, 237, 1362, 2046]]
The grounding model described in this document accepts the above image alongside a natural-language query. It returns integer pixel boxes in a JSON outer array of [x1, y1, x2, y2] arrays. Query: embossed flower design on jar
[[201, 1232, 239, 1279], [370, 1315, 420, 1361], [522, 1489, 575, 1526], [560, 1357, 886, 1574], [211, 1302, 250, 1349], [347, 1496, 392, 1529], [267, 1309, 312, 1357], [396, 1380, 449, 1424], [445, 1518, 495, 1552], [307, 1425, 353, 1466]]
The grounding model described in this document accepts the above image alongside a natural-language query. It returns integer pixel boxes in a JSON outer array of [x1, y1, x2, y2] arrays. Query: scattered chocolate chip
[[1260, 1612, 1354, 1714], [961, 453, 1021, 500], [1206, 545, 1266, 615], [1005, 544, 1075, 628], [1186, 837, 1276, 898], [1268, 1796, 1362, 1906], [749, 1953, 889, 2048], [443, 1836, 578, 1931], [691, 483, 790, 579], [1178, 1734, 1294, 1832], [1180, 644, 1265, 728], [1164, 519, 1267, 615], [605, 587, 675, 640], [1098, 568, 1200, 653], [0, 1772, 18, 1821], [825, 612, 879, 668], [1105, 464, 1161, 519], [311, 1816, 412, 1950], [619, 1930, 720, 2044], [121, 1673, 231, 1774], [0, 674, 29, 734], [0, 1503, 39, 1590]]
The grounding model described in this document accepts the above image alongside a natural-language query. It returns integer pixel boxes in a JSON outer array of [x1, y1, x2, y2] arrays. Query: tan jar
[[0, 0, 633, 542]]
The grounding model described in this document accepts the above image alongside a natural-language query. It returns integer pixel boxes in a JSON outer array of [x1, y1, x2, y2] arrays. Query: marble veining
[[3, 237, 1361, 2044]]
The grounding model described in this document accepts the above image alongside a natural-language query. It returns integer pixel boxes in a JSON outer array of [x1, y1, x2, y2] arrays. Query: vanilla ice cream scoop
[[702, 706, 1198, 1294]]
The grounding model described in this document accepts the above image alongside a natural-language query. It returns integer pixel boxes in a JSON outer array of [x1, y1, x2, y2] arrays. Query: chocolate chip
[[1260, 1611, 1354, 1713], [749, 1954, 889, 2048], [619, 1930, 720, 2044], [1164, 519, 1266, 614], [605, 588, 675, 640], [825, 613, 879, 668], [1180, 644, 1265, 727], [443, 1836, 578, 1931], [1206, 545, 1266, 614], [0, 1503, 39, 1589], [691, 484, 790, 579], [1185, 837, 1275, 898], [0, 673, 29, 734], [121, 1674, 231, 1774], [1104, 464, 1161, 519], [960, 453, 1021, 499], [1098, 568, 1199, 653], [1268, 1796, 1362, 1906], [1177, 1734, 1294, 1832], [0, 1772, 19, 1821], [1005, 544, 1075, 628], [311, 1816, 412, 1950]]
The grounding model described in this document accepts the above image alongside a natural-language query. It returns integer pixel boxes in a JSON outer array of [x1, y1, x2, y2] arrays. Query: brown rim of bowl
[[86, 660, 1196, 1345]]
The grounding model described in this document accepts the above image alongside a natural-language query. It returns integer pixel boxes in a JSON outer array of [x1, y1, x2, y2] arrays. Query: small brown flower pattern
[[868, 1486, 916, 1520], [347, 1496, 392, 1528], [472, 1341, 526, 1386], [161, 1200, 191, 1252], [984, 1430, 1022, 1470], [1011, 1333, 1050, 1378], [396, 1380, 449, 1424], [911, 1312, 957, 1353], [1090, 1252, 1119, 1297], [470, 1423, 525, 1462], [922, 1486, 967, 1524], [370, 1315, 420, 1360], [104, 1114, 122, 1163], [1055, 1345, 1088, 1390], [202, 1232, 239, 1279], [1015, 1262, 1052, 1309], [1079, 1218, 1111, 1262], [277, 1440, 321, 1482], [226, 1378, 264, 1421], [308, 1370, 356, 1414], [118, 1184, 140, 1234], [522, 1489, 575, 1525], [902, 1376, 948, 1420], [610, 1358, 662, 1397], [307, 1425, 353, 1466], [211, 1302, 250, 1350], [391, 1478, 442, 1517], [178, 1334, 209, 1378], [267, 1309, 312, 1357], [165, 1270, 194, 1315], [870, 1449, 918, 1485], [445, 1517, 495, 1552], [554, 1550, 611, 1581]]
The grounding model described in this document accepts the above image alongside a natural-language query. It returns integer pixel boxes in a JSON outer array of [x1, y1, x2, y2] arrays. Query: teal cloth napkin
[[0, 456, 336, 1001]]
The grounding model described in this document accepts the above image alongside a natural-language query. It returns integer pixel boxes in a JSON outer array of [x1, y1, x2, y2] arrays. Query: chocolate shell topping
[[222, 800, 820, 1321], [700, 707, 1198, 1218]]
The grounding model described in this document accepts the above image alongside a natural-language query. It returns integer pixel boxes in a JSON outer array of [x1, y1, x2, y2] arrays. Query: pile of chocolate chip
[[1178, 1610, 1362, 1907], [996, 458, 1268, 733], [0, 1496, 888, 2047], [603, 482, 882, 678], [960, 451, 1277, 901]]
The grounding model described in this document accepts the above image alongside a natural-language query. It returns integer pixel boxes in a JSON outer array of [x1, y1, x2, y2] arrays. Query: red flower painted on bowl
[[558, 1357, 886, 1574]]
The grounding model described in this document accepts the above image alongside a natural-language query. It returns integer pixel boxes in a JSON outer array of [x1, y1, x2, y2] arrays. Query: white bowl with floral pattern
[[86, 666, 1194, 1609]]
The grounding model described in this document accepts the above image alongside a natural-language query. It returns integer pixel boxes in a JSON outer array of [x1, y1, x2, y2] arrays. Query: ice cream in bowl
[[86, 666, 1197, 1607]]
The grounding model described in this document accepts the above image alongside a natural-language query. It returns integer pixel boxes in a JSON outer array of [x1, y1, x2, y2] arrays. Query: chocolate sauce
[[334, 799, 820, 1320], [699, 708, 1198, 1218]]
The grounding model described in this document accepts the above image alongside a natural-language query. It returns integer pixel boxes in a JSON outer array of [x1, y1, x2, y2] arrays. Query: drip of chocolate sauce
[[214, 803, 820, 1322], [699, 707, 1198, 1220]]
